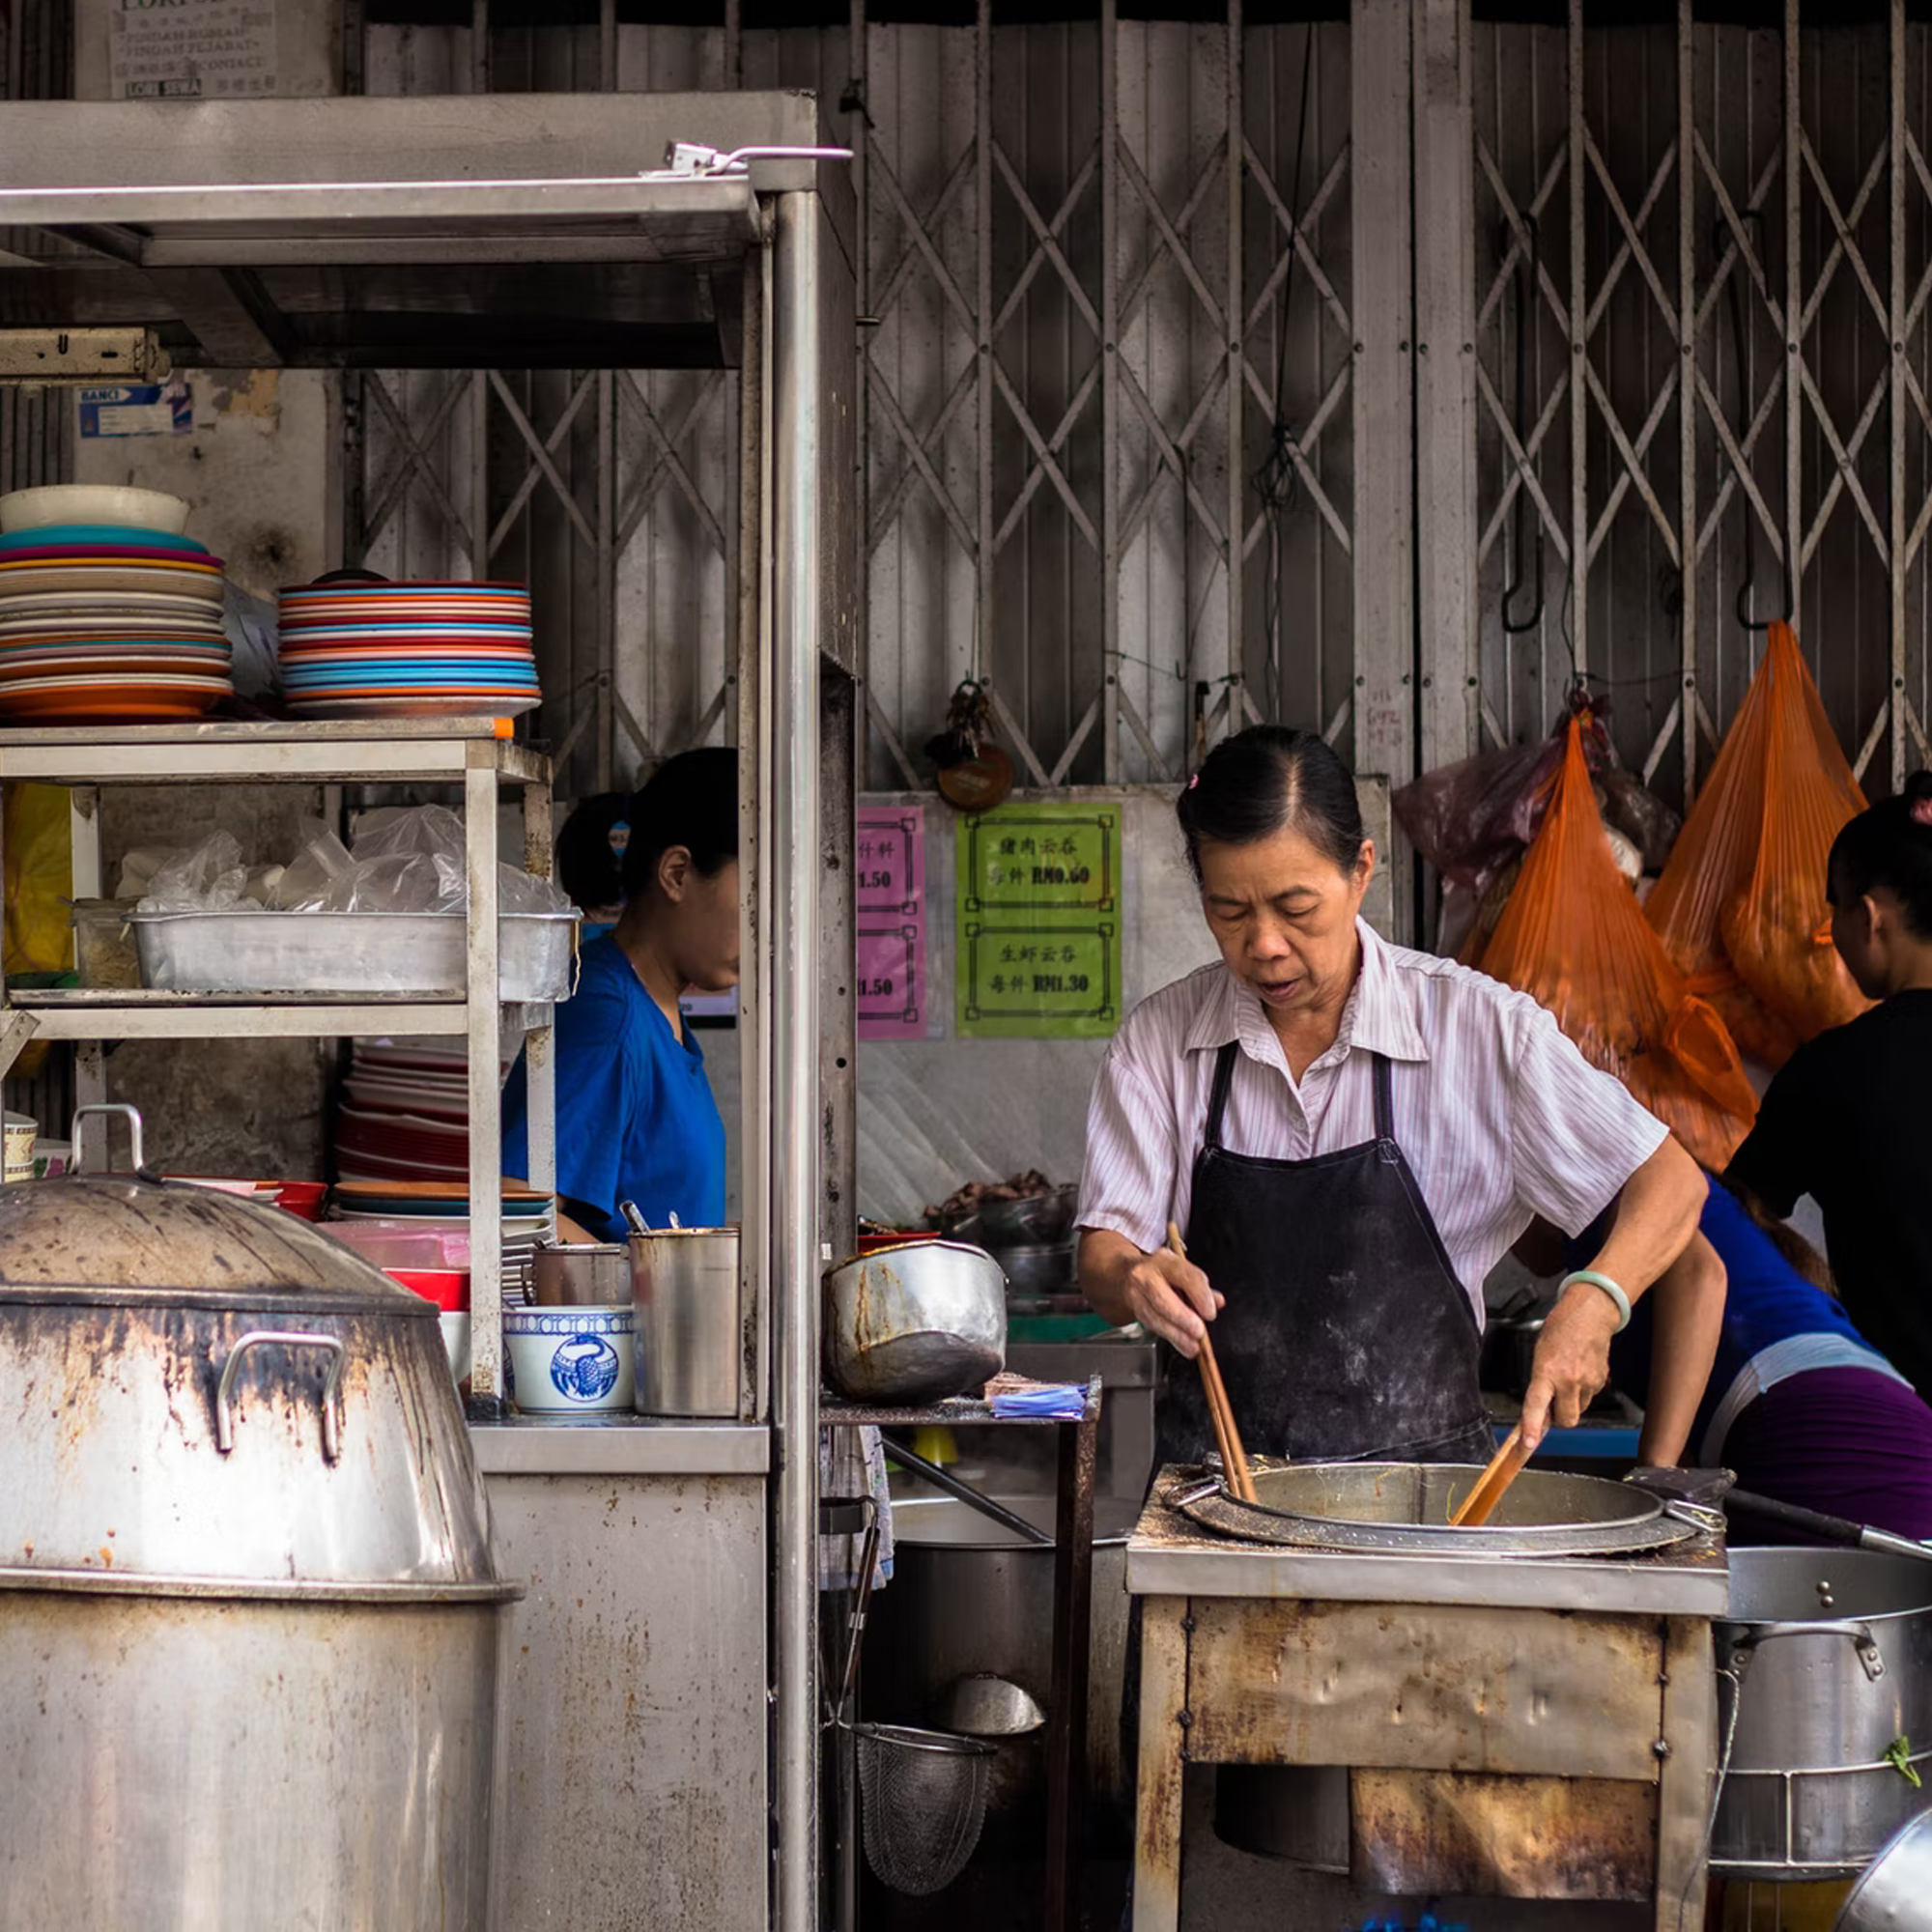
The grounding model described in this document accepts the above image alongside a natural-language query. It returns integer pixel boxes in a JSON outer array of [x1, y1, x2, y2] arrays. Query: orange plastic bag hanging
[[1645, 623, 1867, 1065], [1472, 718, 1758, 1170]]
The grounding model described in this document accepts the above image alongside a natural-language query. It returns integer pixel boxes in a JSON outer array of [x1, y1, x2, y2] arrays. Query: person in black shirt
[[1726, 770, 1932, 1399]]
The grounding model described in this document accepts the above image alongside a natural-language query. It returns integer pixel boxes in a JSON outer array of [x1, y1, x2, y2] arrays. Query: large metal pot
[[861, 1493, 1139, 1834], [627, 1223, 740, 1416], [823, 1239, 1006, 1403], [0, 1118, 515, 1929], [1714, 1548, 1932, 1878]]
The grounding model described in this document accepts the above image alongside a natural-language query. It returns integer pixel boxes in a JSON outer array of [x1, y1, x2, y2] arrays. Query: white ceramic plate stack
[[0, 511, 233, 724], [276, 580, 541, 720]]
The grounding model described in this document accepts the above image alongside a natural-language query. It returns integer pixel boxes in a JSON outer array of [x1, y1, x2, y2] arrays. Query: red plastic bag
[[1470, 719, 1758, 1169], [1645, 624, 1868, 1065]]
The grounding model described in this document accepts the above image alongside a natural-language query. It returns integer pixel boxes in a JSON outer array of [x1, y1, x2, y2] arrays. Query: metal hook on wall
[[1712, 207, 1793, 633], [1499, 214, 1545, 636]]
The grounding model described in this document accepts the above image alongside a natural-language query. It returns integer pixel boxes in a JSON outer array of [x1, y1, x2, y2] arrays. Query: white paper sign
[[108, 0, 278, 101]]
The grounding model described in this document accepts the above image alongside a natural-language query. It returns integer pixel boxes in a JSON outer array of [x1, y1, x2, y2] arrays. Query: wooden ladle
[[1449, 1424, 1533, 1528]]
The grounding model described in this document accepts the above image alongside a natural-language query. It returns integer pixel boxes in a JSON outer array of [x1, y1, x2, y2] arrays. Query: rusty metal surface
[[0, 1585, 502, 1929], [1182, 1597, 1668, 1781], [1657, 1613, 1720, 1925], [1127, 1464, 1729, 1616], [485, 1467, 768, 1932], [822, 1239, 1006, 1405], [1350, 1769, 1657, 1901], [1132, 1595, 1188, 1932]]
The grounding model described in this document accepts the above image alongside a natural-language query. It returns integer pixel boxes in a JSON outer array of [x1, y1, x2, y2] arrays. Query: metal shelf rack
[[0, 716, 558, 1408]]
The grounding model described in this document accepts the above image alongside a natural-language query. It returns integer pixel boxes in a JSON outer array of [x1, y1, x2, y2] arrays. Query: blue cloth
[[579, 920, 617, 945], [502, 933, 725, 1243], [1576, 1177, 1877, 1456]]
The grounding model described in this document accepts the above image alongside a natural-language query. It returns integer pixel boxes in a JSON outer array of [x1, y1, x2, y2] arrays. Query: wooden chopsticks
[[1166, 1221, 1256, 1503], [1448, 1424, 1532, 1527]]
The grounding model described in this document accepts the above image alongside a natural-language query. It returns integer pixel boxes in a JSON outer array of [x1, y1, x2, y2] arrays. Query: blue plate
[[0, 524, 209, 554]]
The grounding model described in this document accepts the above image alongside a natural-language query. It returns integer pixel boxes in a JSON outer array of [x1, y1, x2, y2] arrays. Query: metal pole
[[1568, 0, 1588, 680], [1784, 0, 1802, 655], [1101, 0, 1121, 781], [1678, 0, 1698, 799], [976, 0, 994, 696], [850, 0, 870, 791], [464, 747, 503, 1413], [1225, 0, 1244, 739], [596, 367, 615, 793], [1889, 0, 1907, 790], [770, 189, 825, 1932]]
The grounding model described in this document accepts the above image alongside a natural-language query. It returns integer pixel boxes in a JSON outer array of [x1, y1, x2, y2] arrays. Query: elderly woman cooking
[[1077, 725, 1708, 1468]]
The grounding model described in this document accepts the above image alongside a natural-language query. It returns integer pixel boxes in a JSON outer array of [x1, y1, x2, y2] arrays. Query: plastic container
[[318, 1220, 472, 1272], [385, 1268, 471, 1386], [71, 900, 142, 990], [126, 908, 579, 1002]]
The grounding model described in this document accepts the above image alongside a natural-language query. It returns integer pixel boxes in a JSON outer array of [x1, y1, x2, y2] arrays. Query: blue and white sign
[[77, 378, 193, 440]]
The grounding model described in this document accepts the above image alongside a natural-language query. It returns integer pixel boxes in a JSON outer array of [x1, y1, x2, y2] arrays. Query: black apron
[[1154, 1040, 1493, 1469]]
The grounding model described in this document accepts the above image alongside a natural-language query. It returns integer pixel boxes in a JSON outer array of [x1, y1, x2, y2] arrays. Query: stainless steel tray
[[127, 908, 579, 1003]]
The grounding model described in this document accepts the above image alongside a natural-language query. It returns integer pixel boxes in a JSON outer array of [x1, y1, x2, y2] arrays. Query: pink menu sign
[[855, 805, 927, 1039]]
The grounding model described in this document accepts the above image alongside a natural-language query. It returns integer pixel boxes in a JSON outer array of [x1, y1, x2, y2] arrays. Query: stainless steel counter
[[469, 1416, 770, 1476], [479, 1426, 770, 1931]]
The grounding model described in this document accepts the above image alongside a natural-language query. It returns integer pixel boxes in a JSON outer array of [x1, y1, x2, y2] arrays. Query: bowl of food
[[928, 1174, 1079, 1250]]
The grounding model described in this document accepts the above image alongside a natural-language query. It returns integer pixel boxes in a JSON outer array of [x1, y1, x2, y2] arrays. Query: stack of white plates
[[277, 580, 540, 720], [0, 524, 232, 722]]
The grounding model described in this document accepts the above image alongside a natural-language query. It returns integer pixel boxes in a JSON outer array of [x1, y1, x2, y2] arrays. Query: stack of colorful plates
[[0, 524, 232, 722], [336, 1037, 471, 1185], [276, 580, 540, 720], [329, 1179, 554, 1300]]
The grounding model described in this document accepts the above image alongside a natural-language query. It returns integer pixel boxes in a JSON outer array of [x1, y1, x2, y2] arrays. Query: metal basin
[[1714, 1548, 1932, 1879], [823, 1239, 1006, 1404], [1175, 1460, 1705, 1559]]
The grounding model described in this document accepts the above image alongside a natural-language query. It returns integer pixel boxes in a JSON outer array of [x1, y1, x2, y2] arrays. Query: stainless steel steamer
[[1714, 1548, 1932, 1879], [0, 1137, 517, 1931]]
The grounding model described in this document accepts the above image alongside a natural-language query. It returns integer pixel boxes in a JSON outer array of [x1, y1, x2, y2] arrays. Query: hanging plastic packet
[[1471, 718, 1758, 1170], [1645, 623, 1869, 1066]]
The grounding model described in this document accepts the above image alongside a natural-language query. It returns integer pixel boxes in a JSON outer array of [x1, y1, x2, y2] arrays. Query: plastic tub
[[126, 908, 580, 1002]]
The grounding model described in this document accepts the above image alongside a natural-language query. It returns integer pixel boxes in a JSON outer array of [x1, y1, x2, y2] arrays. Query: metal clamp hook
[[215, 1331, 347, 1465]]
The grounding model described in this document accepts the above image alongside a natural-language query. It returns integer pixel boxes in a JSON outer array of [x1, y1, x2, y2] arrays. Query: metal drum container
[[1715, 1548, 1932, 1879], [0, 1118, 517, 1930], [863, 1493, 1141, 1835]]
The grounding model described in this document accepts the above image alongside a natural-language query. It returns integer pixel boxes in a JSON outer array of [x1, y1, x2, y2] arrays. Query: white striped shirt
[[1077, 920, 1669, 1324]]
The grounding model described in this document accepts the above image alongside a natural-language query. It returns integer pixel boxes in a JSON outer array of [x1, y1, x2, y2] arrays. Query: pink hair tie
[[1913, 794, 1932, 827], [1186, 773, 1200, 790]]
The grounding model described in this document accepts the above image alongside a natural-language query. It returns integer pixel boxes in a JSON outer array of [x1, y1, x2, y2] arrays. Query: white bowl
[[0, 484, 192, 535], [504, 1303, 635, 1414]]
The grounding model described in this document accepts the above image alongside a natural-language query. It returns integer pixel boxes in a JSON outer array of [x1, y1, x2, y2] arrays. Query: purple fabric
[[1722, 1365, 1932, 1544]]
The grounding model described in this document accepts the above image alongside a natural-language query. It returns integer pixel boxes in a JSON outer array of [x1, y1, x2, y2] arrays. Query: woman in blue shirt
[[1553, 1177, 1932, 1540], [503, 748, 738, 1241]]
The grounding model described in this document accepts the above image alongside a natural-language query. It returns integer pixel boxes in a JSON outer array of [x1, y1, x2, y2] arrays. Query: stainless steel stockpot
[[1714, 1548, 1932, 1879], [0, 1138, 516, 1931]]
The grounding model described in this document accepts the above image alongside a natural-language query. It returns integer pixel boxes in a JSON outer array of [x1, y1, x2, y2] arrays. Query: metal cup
[[627, 1226, 741, 1417], [529, 1242, 632, 1307]]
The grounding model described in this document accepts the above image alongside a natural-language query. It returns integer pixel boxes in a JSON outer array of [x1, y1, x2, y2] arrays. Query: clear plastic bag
[[1471, 717, 1758, 1169], [1645, 623, 1869, 1064], [138, 831, 250, 912]]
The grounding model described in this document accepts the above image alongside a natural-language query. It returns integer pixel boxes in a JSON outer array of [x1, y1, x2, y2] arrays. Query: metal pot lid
[[0, 1173, 425, 1307], [1173, 1460, 1708, 1560]]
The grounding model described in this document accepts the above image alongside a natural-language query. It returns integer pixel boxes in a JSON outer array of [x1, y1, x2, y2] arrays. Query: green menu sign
[[956, 804, 1122, 1038]]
